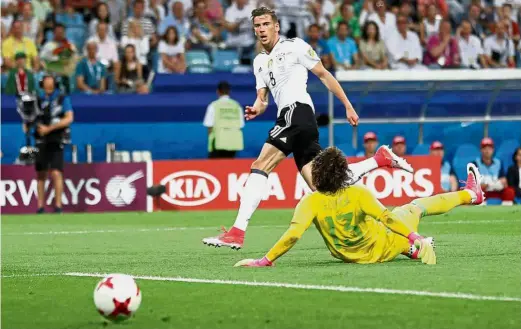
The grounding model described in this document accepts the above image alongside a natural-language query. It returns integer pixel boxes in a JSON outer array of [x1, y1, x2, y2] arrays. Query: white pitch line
[[2, 272, 520, 303], [1, 225, 288, 236], [59, 272, 520, 303]]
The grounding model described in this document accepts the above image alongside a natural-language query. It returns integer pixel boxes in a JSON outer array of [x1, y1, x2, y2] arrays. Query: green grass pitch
[[2, 206, 521, 329]]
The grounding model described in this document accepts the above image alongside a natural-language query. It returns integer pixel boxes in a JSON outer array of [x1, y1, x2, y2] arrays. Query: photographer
[[23, 75, 74, 214]]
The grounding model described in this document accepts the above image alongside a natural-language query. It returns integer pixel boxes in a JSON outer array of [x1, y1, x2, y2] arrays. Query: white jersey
[[253, 37, 320, 117]]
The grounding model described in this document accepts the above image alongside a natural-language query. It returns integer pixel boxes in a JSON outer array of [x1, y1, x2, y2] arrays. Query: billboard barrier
[[1, 163, 148, 214], [152, 156, 441, 211]]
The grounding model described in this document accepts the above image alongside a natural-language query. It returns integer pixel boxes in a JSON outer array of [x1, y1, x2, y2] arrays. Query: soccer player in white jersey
[[203, 7, 412, 250]]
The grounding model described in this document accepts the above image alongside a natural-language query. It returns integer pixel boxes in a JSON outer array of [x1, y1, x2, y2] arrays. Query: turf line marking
[[61, 272, 521, 303], [4, 219, 519, 236], [2, 225, 288, 236]]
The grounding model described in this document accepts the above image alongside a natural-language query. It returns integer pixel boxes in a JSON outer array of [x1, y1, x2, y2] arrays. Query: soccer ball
[[93, 274, 142, 322]]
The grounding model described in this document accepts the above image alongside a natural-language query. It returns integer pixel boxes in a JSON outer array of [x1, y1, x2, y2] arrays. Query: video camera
[[16, 93, 41, 164]]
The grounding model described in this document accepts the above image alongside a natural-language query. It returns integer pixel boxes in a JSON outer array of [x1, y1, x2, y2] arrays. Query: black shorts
[[266, 102, 322, 171], [35, 143, 64, 172]]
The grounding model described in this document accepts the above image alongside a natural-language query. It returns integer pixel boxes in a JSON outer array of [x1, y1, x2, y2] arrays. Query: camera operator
[[23, 75, 74, 214]]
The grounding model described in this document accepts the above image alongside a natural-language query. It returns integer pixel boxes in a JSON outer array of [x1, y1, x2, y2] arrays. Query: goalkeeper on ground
[[235, 147, 485, 267]]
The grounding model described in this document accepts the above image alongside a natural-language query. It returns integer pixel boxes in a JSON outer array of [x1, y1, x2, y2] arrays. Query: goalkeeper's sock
[[232, 169, 269, 232], [348, 158, 378, 183], [411, 190, 473, 217]]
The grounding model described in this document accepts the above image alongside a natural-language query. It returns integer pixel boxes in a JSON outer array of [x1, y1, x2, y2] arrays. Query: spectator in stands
[[221, 0, 255, 61], [88, 2, 116, 39], [121, 19, 150, 66], [465, 3, 486, 40], [360, 0, 396, 41], [474, 137, 515, 205], [328, 21, 360, 70], [330, 3, 361, 41], [75, 40, 107, 94], [19, 2, 42, 45], [424, 19, 461, 68], [203, 81, 244, 159], [499, 4, 520, 43], [43, 0, 63, 37], [306, 24, 333, 70], [420, 4, 441, 46], [122, 0, 155, 37], [40, 24, 78, 91], [158, 26, 186, 73], [159, 1, 190, 38], [430, 141, 458, 192], [5, 52, 36, 95], [32, 0, 53, 23], [387, 15, 427, 70], [305, 0, 330, 38], [58, 3, 84, 29], [145, 0, 166, 25], [392, 135, 407, 157], [484, 21, 516, 68], [356, 132, 378, 157], [398, 1, 421, 33], [2, 21, 40, 71], [359, 21, 388, 69], [507, 147, 521, 203], [116, 44, 149, 94], [498, 1, 519, 24], [104, 0, 127, 35], [168, 0, 193, 16], [86, 22, 120, 71], [1, 0, 15, 35], [417, 0, 448, 19], [189, 0, 220, 51], [458, 20, 488, 69], [205, 0, 224, 22]]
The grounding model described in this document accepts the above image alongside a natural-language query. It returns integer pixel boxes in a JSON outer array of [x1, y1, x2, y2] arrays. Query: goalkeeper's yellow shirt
[[265, 185, 411, 264]]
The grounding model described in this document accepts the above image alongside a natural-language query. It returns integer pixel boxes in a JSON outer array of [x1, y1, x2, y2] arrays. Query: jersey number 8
[[269, 72, 276, 86]]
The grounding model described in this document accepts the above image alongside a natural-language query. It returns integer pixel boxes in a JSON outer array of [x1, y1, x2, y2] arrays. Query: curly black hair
[[251, 7, 278, 23], [312, 147, 352, 194]]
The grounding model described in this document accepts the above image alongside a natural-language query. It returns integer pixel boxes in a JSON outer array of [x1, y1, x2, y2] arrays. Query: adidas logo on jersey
[[258, 67, 262, 73], [280, 137, 287, 143]]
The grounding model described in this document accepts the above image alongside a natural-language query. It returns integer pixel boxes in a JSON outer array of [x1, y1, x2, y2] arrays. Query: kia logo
[[159, 171, 221, 206]]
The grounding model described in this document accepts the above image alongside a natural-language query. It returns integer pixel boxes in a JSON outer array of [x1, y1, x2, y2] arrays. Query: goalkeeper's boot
[[464, 163, 485, 205], [202, 227, 244, 250], [374, 145, 413, 173], [404, 237, 435, 259]]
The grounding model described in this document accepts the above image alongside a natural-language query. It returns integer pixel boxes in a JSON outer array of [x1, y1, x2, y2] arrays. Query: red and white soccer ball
[[93, 274, 142, 322]]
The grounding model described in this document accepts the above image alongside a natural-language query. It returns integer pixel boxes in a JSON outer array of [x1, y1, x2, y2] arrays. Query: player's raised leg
[[396, 162, 485, 259], [202, 143, 286, 249]]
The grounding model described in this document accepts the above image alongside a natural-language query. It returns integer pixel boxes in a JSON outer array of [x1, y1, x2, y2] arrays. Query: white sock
[[348, 158, 378, 184], [465, 189, 477, 203], [232, 170, 268, 231]]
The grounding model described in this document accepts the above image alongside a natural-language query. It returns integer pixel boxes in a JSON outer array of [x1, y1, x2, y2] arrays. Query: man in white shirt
[[484, 21, 516, 68], [85, 22, 120, 69], [121, 0, 155, 37], [458, 20, 488, 68], [221, 0, 255, 49], [202, 7, 412, 251], [360, 0, 396, 41], [494, 0, 521, 23], [387, 15, 427, 70]]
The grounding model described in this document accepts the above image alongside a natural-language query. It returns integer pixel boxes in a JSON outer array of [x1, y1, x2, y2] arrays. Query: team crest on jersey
[[276, 53, 286, 64], [268, 59, 273, 69], [308, 47, 317, 58]]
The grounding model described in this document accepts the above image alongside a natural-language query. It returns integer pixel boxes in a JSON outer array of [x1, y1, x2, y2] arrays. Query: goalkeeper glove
[[234, 256, 273, 267], [408, 232, 437, 265]]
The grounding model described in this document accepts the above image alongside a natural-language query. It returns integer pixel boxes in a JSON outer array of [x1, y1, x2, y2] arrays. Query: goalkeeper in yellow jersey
[[235, 147, 485, 267]]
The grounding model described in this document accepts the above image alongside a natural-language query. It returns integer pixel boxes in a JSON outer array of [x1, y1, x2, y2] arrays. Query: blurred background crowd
[[1, 0, 521, 95]]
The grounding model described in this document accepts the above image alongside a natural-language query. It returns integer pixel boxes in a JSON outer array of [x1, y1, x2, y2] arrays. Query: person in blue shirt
[[430, 141, 458, 192], [26, 74, 74, 214], [158, 1, 190, 38], [473, 137, 515, 205], [75, 40, 108, 94], [328, 21, 360, 70], [305, 24, 333, 70]]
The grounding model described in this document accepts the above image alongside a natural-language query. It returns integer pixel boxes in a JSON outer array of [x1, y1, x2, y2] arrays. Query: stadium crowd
[[1, 0, 521, 94]]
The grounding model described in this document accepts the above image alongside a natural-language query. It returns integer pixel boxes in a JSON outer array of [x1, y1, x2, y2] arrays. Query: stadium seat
[[412, 144, 430, 155], [496, 139, 520, 168], [185, 50, 213, 73], [452, 144, 480, 180], [132, 151, 152, 162], [212, 50, 239, 72], [114, 151, 131, 163], [336, 143, 356, 156]]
